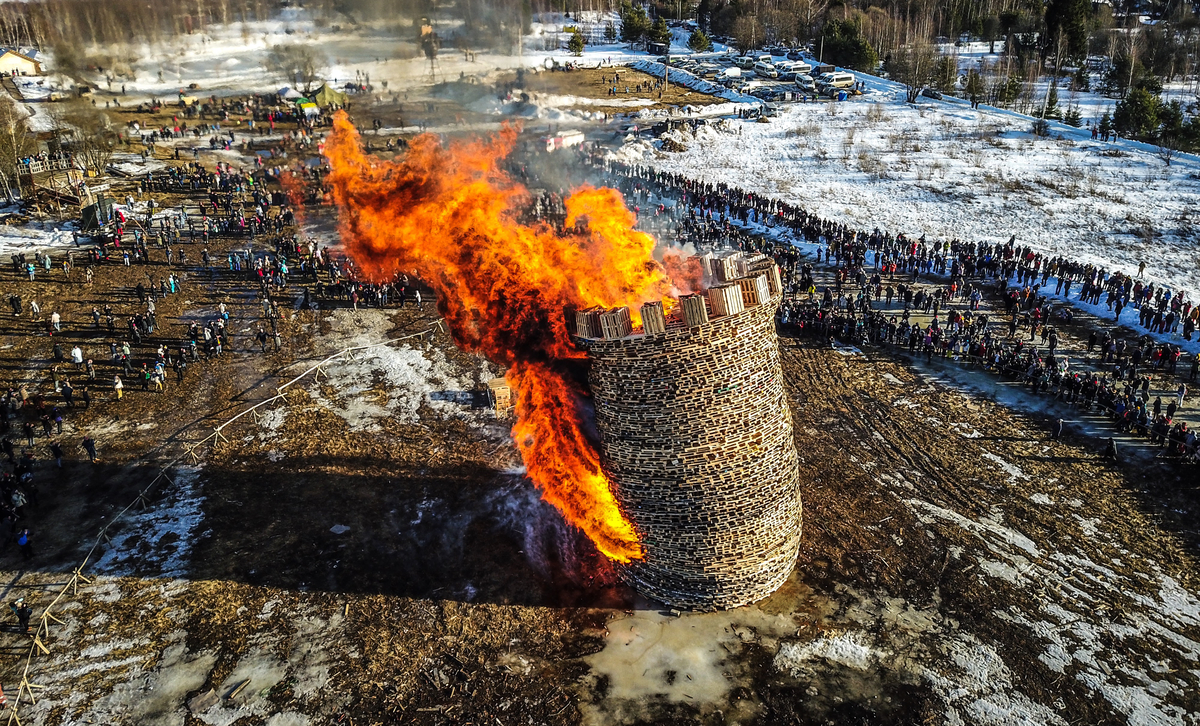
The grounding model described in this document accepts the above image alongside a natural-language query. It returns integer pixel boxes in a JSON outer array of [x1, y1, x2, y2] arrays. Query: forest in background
[[0, 0, 1198, 151]]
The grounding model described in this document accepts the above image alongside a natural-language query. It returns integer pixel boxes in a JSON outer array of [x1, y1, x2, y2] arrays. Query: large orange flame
[[322, 111, 672, 562]]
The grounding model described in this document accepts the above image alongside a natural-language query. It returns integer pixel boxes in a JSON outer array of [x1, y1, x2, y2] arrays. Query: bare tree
[[732, 15, 762, 54], [62, 102, 118, 176], [791, 0, 828, 44], [1156, 131, 1179, 166], [888, 43, 937, 103], [264, 44, 327, 93], [0, 93, 35, 181]]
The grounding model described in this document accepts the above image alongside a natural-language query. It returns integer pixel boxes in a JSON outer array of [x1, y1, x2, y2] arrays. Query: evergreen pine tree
[[1062, 104, 1082, 127], [1042, 84, 1061, 120], [1098, 112, 1113, 138], [1072, 66, 1090, 92], [568, 28, 585, 56], [649, 17, 671, 46], [605, 22, 617, 43], [687, 29, 712, 53]]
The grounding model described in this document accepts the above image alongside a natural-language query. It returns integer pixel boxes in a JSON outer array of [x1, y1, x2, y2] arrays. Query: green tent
[[312, 83, 348, 108]]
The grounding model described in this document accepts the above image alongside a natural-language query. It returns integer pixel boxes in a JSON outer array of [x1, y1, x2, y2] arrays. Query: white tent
[[277, 86, 303, 100]]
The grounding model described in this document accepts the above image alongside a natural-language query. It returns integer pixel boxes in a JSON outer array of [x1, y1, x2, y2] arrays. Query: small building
[[0, 49, 42, 76]]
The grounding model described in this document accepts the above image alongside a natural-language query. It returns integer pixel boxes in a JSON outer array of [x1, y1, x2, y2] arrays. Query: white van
[[818, 71, 856, 90], [753, 61, 779, 79], [735, 56, 757, 69], [794, 74, 816, 92], [775, 60, 811, 80]]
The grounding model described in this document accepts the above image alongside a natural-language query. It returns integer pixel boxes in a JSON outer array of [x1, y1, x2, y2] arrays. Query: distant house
[[0, 49, 42, 76]]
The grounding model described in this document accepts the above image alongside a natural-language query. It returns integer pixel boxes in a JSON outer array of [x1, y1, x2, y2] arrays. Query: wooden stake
[[228, 678, 251, 700]]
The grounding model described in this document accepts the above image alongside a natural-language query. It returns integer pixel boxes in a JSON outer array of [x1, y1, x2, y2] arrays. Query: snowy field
[[616, 90, 1200, 303]]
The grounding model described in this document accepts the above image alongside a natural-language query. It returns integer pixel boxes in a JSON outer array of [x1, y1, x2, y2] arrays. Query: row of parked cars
[[661, 49, 858, 100]]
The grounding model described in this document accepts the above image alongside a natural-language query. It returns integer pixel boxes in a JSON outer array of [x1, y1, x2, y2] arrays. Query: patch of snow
[[775, 631, 878, 672], [306, 310, 480, 431], [981, 452, 1028, 482], [92, 465, 205, 578], [978, 559, 1023, 583]]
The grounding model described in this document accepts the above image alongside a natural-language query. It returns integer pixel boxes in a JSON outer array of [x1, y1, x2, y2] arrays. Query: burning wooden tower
[[574, 251, 802, 610]]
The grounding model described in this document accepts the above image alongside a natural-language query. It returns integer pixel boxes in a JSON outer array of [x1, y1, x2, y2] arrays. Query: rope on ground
[[5, 323, 441, 724]]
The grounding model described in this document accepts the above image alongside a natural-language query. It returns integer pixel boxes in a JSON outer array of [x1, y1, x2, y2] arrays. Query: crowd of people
[[592, 155, 1198, 462]]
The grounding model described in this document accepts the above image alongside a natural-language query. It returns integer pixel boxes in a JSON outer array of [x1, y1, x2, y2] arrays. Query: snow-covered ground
[[941, 40, 1197, 128], [0, 219, 79, 256], [615, 89, 1200, 305]]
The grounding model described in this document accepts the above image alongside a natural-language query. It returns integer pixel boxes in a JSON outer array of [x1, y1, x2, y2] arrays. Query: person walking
[[9, 598, 31, 633], [112, 375, 123, 400], [15, 529, 31, 561], [81, 435, 97, 463], [49, 441, 64, 468], [1178, 384, 1188, 409]]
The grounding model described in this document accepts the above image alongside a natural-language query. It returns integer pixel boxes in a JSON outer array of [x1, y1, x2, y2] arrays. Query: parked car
[[786, 49, 805, 61], [921, 87, 944, 100], [735, 56, 757, 69]]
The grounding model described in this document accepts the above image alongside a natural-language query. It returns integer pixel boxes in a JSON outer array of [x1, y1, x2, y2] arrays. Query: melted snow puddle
[[581, 602, 807, 724]]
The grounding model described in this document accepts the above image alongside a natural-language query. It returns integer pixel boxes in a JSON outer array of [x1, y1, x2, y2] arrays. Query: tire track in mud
[[778, 339, 1200, 725]]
